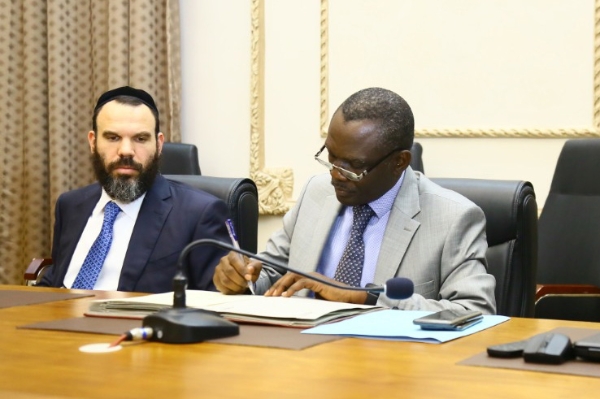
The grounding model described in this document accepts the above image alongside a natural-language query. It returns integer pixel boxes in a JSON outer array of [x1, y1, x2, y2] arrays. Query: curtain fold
[[0, 0, 181, 285]]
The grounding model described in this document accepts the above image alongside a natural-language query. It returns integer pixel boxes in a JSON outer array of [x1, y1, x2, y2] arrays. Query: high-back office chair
[[159, 142, 202, 175], [410, 142, 425, 174], [24, 175, 259, 285], [431, 178, 538, 317], [535, 139, 600, 321], [164, 175, 259, 253]]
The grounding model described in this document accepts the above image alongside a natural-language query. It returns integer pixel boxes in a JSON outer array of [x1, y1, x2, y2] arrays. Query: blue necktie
[[334, 204, 375, 287], [72, 201, 121, 289]]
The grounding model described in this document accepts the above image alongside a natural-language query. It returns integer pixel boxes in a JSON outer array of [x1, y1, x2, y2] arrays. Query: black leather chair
[[165, 175, 259, 253], [160, 142, 201, 175], [410, 142, 425, 174], [431, 178, 538, 317], [535, 139, 600, 321], [24, 175, 259, 285]]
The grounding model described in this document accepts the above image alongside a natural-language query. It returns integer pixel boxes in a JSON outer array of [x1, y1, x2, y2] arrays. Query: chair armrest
[[24, 258, 53, 285], [535, 284, 600, 322], [535, 284, 600, 301]]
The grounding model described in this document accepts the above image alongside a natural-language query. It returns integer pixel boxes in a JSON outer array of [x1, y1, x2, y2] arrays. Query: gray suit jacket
[[256, 168, 496, 314]]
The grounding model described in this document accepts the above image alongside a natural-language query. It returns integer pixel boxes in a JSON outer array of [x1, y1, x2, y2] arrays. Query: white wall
[[180, 0, 595, 250], [179, 0, 251, 178]]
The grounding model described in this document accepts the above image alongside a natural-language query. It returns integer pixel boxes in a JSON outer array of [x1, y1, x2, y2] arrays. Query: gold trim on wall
[[252, 0, 600, 215], [250, 0, 293, 215], [320, 0, 600, 138], [320, 0, 329, 138]]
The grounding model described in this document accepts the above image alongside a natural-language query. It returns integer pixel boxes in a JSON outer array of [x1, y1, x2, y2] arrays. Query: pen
[[225, 219, 255, 295]]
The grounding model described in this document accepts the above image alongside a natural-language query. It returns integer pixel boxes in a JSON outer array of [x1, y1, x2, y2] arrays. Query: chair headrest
[[432, 178, 536, 245], [550, 139, 600, 196]]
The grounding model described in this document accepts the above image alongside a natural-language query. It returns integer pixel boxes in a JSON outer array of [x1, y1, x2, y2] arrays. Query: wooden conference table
[[1, 285, 600, 399]]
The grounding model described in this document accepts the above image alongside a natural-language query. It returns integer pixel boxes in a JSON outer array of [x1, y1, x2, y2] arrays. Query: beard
[[92, 148, 160, 203]]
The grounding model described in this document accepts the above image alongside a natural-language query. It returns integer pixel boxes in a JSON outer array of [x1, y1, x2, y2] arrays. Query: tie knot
[[104, 201, 121, 222]]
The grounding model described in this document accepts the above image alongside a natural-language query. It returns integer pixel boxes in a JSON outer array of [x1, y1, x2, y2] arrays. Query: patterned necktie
[[72, 201, 121, 289], [334, 204, 375, 287]]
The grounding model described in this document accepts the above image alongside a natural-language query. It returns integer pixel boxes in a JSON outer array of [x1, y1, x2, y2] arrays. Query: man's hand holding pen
[[214, 251, 263, 295], [224, 219, 256, 295]]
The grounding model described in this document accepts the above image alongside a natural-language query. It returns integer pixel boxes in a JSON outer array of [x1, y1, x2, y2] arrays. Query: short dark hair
[[92, 86, 160, 135], [338, 87, 414, 151]]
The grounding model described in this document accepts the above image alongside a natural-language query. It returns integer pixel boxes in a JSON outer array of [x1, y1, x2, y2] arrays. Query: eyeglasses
[[314, 145, 403, 182]]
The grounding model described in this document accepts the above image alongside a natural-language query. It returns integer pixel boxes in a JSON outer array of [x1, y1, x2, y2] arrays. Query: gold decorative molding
[[253, 168, 294, 215], [320, 0, 329, 138], [320, 0, 600, 138], [594, 0, 600, 129], [414, 128, 599, 138], [250, 0, 293, 215]]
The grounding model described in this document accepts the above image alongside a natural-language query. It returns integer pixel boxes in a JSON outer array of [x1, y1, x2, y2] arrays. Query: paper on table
[[302, 309, 509, 343], [86, 290, 382, 328]]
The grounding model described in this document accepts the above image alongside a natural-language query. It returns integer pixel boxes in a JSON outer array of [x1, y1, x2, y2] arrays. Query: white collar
[[94, 189, 147, 219]]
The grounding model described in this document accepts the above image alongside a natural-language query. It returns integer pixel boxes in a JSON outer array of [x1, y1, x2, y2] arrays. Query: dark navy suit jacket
[[39, 175, 230, 292]]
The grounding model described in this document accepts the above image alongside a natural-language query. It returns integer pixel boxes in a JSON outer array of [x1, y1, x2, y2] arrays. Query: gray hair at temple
[[338, 87, 414, 151]]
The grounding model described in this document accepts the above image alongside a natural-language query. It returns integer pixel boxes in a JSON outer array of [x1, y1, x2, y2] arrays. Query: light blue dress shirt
[[317, 172, 405, 287]]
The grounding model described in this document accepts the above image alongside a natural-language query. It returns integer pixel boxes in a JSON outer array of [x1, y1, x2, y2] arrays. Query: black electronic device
[[573, 331, 600, 361], [143, 308, 239, 344], [413, 309, 483, 331], [487, 339, 529, 358], [522, 332, 574, 364]]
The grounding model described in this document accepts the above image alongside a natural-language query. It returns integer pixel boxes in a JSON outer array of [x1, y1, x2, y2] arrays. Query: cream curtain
[[0, 0, 181, 285]]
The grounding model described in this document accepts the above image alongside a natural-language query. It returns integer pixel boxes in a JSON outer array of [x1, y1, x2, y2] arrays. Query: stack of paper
[[86, 290, 382, 328]]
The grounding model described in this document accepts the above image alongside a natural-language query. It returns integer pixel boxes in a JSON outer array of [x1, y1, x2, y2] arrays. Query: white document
[[86, 290, 381, 328]]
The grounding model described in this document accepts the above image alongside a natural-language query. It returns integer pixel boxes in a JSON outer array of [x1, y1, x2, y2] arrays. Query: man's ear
[[395, 150, 412, 173], [87, 131, 96, 153], [156, 132, 164, 155]]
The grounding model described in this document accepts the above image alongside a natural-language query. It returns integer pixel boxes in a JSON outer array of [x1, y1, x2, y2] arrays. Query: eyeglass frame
[[314, 144, 405, 182]]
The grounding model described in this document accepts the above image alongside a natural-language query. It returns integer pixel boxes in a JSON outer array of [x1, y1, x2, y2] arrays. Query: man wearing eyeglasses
[[214, 87, 496, 314]]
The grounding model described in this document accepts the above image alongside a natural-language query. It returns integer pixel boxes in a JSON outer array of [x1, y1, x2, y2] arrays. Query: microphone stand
[[141, 241, 243, 344]]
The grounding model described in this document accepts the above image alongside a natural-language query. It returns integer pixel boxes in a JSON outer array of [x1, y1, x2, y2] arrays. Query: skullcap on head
[[93, 86, 160, 133], [94, 86, 158, 115]]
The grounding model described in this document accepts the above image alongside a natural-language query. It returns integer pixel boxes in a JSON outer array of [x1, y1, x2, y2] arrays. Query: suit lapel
[[55, 186, 101, 284], [301, 193, 342, 272], [118, 175, 172, 291], [374, 168, 422, 283]]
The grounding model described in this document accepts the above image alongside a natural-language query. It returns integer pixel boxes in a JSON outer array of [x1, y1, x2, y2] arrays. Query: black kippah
[[94, 86, 158, 115]]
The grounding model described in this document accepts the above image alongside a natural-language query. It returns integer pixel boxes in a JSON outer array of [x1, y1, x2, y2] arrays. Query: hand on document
[[265, 271, 368, 305], [214, 251, 262, 295]]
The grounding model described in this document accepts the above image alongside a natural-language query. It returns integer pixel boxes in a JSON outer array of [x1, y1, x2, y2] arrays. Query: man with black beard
[[38, 86, 230, 292]]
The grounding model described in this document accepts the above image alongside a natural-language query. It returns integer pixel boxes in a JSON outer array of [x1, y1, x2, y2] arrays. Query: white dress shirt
[[63, 190, 145, 290]]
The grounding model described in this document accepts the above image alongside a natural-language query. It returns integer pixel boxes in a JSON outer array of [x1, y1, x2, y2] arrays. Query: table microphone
[[141, 241, 241, 344], [177, 239, 414, 301], [142, 238, 414, 344]]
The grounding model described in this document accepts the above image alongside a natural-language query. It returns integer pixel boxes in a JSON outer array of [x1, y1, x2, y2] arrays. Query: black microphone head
[[384, 278, 414, 300]]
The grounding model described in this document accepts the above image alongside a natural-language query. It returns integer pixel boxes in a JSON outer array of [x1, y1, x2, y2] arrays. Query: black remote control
[[487, 339, 529, 358]]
